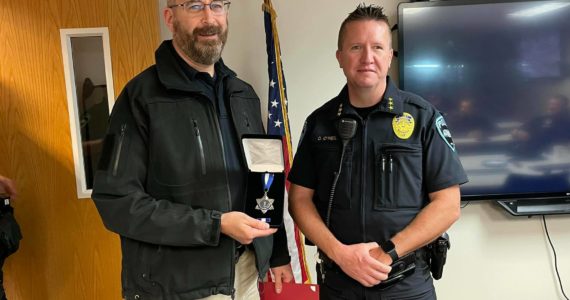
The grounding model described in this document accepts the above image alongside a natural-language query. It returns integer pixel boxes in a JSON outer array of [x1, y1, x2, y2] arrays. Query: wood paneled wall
[[0, 1, 159, 299]]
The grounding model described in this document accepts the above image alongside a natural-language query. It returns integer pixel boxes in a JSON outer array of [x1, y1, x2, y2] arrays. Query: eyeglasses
[[168, 1, 231, 15]]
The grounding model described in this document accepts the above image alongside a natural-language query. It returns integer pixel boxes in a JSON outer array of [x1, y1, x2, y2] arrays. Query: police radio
[[325, 117, 357, 227], [317, 118, 358, 283]]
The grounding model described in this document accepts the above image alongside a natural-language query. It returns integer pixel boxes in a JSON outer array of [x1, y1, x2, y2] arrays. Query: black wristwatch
[[380, 240, 399, 262]]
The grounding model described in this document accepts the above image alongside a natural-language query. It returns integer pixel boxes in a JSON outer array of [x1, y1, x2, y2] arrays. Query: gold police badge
[[392, 112, 415, 139]]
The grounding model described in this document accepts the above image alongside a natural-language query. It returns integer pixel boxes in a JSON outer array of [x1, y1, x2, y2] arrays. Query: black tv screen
[[398, 0, 570, 205]]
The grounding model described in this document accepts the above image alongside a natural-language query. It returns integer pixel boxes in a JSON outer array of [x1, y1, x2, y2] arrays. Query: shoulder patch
[[435, 116, 456, 152]]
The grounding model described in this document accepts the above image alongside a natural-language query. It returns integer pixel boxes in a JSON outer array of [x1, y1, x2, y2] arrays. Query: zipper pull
[[193, 120, 200, 136], [113, 124, 127, 176], [244, 114, 250, 127], [382, 155, 386, 172], [389, 155, 393, 173]]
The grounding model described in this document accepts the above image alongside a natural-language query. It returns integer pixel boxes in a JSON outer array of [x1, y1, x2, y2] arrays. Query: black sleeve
[[270, 222, 291, 267], [424, 112, 469, 192], [92, 88, 222, 247], [288, 116, 317, 189]]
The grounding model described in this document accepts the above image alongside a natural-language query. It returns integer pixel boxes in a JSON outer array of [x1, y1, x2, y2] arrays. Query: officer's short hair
[[338, 4, 391, 50]]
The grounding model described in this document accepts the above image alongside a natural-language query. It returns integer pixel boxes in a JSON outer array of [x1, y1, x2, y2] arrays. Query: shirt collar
[[380, 77, 403, 115], [156, 40, 234, 92], [173, 45, 228, 85], [333, 77, 403, 120]]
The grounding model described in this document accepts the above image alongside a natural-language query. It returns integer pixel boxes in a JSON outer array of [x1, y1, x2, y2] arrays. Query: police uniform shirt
[[289, 77, 468, 242], [288, 77, 468, 295]]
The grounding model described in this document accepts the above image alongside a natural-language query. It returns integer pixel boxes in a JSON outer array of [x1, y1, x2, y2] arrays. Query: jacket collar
[[332, 76, 403, 120], [155, 40, 237, 93]]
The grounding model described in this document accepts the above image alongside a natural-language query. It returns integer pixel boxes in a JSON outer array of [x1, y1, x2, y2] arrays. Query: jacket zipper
[[112, 124, 127, 176], [192, 119, 207, 175], [196, 93, 236, 298], [244, 114, 250, 129]]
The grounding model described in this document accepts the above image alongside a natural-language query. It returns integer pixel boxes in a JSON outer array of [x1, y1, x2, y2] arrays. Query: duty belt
[[319, 247, 427, 272]]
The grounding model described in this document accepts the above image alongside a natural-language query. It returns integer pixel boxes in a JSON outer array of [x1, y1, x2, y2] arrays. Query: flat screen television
[[398, 0, 570, 215]]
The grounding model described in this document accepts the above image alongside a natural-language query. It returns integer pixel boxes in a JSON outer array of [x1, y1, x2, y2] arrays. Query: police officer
[[288, 4, 468, 300]]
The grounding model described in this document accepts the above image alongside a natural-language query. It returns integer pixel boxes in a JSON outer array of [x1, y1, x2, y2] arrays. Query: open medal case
[[242, 134, 285, 228]]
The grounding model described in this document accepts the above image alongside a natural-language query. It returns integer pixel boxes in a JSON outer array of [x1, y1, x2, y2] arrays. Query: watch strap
[[380, 240, 399, 262]]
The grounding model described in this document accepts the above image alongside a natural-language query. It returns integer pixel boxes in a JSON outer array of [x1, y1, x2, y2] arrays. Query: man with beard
[[92, 1, 293, 299]]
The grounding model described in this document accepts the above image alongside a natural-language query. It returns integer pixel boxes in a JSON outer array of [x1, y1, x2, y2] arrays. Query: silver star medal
[[257, 173, 275, 214], [256, 191, 274, 214]]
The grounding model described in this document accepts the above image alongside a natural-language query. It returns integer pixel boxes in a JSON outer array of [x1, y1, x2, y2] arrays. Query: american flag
[[262, 0, 311, 284]]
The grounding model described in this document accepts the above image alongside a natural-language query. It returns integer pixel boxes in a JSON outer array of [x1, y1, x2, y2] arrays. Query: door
[[0, 1, 159, 298]]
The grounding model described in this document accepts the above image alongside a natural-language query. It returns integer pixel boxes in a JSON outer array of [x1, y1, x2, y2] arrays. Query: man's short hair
[[338, 4, 390, 50]]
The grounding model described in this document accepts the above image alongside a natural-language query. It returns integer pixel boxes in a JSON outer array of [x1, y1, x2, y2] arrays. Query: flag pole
[[262, 0, 312, 284]]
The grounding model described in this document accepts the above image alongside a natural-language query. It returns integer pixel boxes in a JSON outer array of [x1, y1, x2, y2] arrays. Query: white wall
[[158, 1, 570, 299]]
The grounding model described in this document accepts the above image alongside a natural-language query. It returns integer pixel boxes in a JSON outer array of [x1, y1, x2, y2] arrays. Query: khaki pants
[[198, 249, 260, 300]]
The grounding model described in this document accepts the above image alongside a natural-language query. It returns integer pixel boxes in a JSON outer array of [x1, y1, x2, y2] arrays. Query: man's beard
[[173, 20, 228, 66]]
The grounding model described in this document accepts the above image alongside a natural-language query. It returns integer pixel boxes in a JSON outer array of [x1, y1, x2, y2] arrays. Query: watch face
[[381, 240, 395, 252], [381, 240, 398, 261]]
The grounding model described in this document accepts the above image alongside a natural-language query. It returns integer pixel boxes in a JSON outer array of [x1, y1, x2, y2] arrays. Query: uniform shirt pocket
[[374, 142, 423, 210]]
